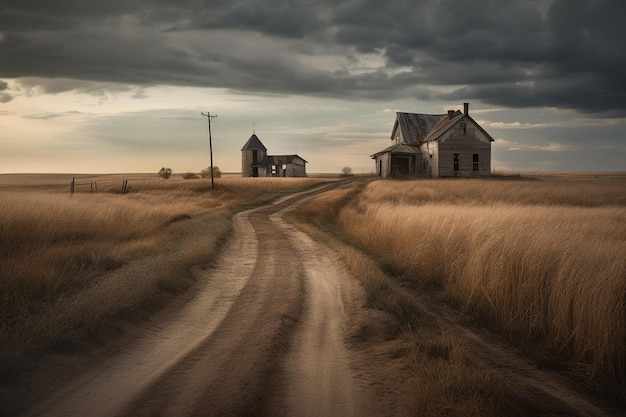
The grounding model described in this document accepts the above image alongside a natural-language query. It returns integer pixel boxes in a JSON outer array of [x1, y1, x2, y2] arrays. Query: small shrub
[[183, 172, 199, 180], [158, 167, 172, 179], [341, 166, 353, 176], [200, 166, 221, 179]]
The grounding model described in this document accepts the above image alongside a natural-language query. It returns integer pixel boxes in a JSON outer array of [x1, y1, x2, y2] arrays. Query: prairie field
[[3, 171, 626, 416], [0, 173, 330, 375], [292, 173, 626, 384]]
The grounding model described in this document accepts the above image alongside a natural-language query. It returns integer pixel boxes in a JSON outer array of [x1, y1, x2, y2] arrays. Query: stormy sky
[[1, 0, 625, 173]]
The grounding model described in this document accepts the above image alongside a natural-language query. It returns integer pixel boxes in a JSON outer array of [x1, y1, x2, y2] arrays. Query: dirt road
[[17, 184, 379, 417], [11, 184, 624, 417]]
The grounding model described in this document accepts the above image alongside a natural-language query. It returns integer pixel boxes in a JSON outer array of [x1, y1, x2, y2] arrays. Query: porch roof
[[370, 143, 420, 159]]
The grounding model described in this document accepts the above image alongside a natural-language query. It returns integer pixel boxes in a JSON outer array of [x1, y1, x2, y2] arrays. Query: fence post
[[70, 177, 75, 194]]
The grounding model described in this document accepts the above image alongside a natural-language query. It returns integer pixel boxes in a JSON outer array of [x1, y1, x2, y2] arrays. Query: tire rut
[[122, 203, 308, 417], [17, 182, 370, 417]]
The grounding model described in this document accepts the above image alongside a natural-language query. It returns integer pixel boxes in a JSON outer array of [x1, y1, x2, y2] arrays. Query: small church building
[[241, 133, 307, 177], [371, 103, 494, 178]]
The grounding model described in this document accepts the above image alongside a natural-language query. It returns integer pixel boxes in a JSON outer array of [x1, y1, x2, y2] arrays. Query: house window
[[252, 150, 258, 163], [473, 154, 479, 171], [453, 153, 460, 172], [460, 122, 467, 135]]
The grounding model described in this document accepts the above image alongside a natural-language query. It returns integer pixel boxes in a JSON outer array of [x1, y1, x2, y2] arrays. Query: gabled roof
[[422, 113, 495, 143], [465, 115, 495, 142], [391, 112, 448, 144], [423, 111, 464, 142], [371, 143, 420, 159], [268, 154, 308, 164], [241, 134, 267, 151]]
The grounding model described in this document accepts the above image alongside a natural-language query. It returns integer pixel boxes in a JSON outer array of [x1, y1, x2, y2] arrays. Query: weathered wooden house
[[241, 133, 307, 177], [371, 103, 494, 178]]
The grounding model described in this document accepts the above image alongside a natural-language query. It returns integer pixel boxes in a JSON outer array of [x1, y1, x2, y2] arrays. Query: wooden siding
[[438, 134, 491, 177], [241, 149, 268, 177], [374, 153, 391, 178], [286, 159, 306, 177], [392, 127, 403, 145], [419, 141, 439, 177]]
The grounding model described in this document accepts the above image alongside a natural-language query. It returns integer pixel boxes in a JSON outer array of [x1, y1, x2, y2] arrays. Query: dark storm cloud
[[186, 0, 331, 38], [1, 0, 625, 114], [0, 79, 12, 102]]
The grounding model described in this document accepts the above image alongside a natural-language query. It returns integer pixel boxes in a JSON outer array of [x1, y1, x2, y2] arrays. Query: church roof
[[268, 154, 308, 164], [241, 134, 267, 151]]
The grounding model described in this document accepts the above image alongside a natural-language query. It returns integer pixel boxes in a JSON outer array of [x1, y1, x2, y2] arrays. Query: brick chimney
[[448, 110, 456, 119], [464, 102, 469, 115]]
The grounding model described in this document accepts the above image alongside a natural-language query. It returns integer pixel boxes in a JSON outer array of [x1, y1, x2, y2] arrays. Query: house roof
[[422, 112, 495, 143], [371, 143, 420, 159], [423, 110, 464, 142], [241, 134, 267, 151], [392, 112, 448, 144]]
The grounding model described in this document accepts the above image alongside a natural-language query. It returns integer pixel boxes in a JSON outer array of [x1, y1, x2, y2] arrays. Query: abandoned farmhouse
[[241, 133, 307, 177], [372, 102, 494, 178]]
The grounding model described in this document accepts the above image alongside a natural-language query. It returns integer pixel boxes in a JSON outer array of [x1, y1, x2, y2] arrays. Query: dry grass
[[288, 186, 516, 417], [289, 173, 626, 414], [404, 328, 515, 417], [335, 175, 626, 381], [0, 174, 331, 376]]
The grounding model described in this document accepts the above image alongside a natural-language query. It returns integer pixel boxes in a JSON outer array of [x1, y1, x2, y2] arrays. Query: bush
[[158, 167, 172, 179], [183, 172, 199, 180], [200, 166, 221, 179], [341, 166, 353, 176]]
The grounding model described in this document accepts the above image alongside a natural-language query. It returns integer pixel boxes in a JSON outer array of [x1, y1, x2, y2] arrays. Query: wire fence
[[70, 177, 129, 194]]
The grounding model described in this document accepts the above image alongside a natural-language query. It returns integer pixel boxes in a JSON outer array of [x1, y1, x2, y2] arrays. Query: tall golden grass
[[0, 175, 330, 375], [336, 176, 626, 380], [288, 184, 517, 416]]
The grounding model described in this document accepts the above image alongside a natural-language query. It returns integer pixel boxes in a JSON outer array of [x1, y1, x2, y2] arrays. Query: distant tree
[[340, 166, 353, 176], [200, 166, 221, 179], [183, 172, 199, 179], [158, 167, 172, 179]]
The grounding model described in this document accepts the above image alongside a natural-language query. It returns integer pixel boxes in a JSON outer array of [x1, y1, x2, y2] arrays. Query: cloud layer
[[1, 0, 625, 114]]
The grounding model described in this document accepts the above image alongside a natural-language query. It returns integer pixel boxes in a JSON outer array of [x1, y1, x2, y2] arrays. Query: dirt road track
[[17, 184, 378, 417], [10, 183, 623, 417]]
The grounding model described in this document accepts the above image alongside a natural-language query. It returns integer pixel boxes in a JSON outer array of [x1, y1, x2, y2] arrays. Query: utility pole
[[201, 112, 218, 190]]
